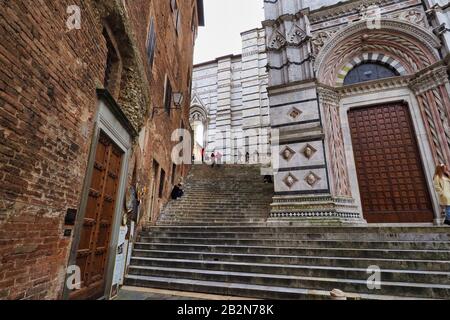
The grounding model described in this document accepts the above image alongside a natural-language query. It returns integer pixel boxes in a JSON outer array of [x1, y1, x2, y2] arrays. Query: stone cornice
[[267, 79, 316, 95], [262, 9, 310, 28], [334, 75, 412, 96], [309, 0, 395, 24]]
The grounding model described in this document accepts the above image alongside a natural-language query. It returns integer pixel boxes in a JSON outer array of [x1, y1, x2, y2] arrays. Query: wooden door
[[348, 103, 433, 223], [148, 160, 160, 222], [70, 131, 124, 300]]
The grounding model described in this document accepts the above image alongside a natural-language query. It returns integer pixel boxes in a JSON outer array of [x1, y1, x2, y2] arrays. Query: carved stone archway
[[315, 19, 441, 86], [314, 18, 450, 223], [190, 95, 209, 162]]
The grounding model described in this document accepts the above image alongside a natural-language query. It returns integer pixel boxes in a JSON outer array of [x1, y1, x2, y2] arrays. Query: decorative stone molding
[[309, 0, 394, 24], [287, 24, 310, 45], [288, 107, 302, 120], [389, 9, 427, 28], [416, 91, 448, 165], [335, 76, 412, 96], [317, 86, 351, 198], [269, 195, 361, 221], [302, 144, 317, 159], [311, 30, 338, 56], [268, 29, 287, 50], [283, 173, 299, 189], [409, 65, 449, 94], [280, 146, 296, 161], [262, 9, 310, 28], [314, 19, 441, 84], [305, 172, 321, 187], [335, 52, 407, 86], [317, 86, 341, 105]]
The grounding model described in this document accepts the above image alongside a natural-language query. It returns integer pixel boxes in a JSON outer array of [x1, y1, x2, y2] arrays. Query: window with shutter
[[170, 0, 181, 36], [176, 10, 181, 35], [146, 18, 156, 74], [164, 77, 173, 115], [170, 0, 176, 12]]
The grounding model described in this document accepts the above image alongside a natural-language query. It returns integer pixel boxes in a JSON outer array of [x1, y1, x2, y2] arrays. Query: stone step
[[160, 213, 270, 218], [143, 226, 450, 234], [161, 211, 270, 216], [162, 208, 270, 213], [129, 256, 450, 285], [124, 275, 329, 299], [127, 164, 450, 299], [171, 195, 271, 199], [124, 275, 436, 300], [126, 265, 450, 299], [156, 222, 270, 226], [137, 237, 450, 250], [132, 249, 450, 271], [144, 231, 450, 241], [158, 217, 268, 222], [159, 218, 270, 222], [133, 242, 450, 260], [165, 201, 271, 206]]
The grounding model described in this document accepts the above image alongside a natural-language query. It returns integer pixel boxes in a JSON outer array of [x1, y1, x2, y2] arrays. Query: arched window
[[344, 62, 399, 86]]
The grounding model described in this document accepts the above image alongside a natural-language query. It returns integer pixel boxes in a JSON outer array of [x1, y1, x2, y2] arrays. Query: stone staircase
[[156, 165, 273, 226], [125, 165, 450, 300]]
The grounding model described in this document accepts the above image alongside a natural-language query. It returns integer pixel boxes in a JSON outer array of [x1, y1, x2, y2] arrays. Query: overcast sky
[[194, 0, 265, 64]]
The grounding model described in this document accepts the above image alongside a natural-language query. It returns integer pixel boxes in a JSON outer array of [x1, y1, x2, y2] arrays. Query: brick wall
[[0, 0, 200, 299], [124, 0, 197, 223]]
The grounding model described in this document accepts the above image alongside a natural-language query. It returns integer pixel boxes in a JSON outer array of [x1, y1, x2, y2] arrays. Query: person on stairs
[[171, 183, 184, 200], [210, 152, 216, 168], [215, 151, 223, 168], [433, 164, 450, 226]]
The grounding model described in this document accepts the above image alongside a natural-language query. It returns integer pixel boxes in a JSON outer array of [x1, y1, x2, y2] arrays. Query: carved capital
[[317, 86, 341, 106], [409, 65, 449, 94]]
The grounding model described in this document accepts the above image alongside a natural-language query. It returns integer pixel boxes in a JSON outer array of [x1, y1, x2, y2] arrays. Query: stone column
[[410, 65, 450, 165], [263, 0, 361, 224], [317, 87, 352, 198]]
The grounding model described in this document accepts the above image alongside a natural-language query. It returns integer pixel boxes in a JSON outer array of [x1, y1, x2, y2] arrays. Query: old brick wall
[[0, 0, 107, 299], [124, 0, 197, 224], [0, 0, 200, 300]]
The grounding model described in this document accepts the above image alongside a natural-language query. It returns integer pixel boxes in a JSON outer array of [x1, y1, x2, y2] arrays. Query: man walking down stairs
[[125, 165, 450, 300]]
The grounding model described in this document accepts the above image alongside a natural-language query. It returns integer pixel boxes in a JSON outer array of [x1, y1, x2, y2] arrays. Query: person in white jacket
[[433, 164, 450, 226]]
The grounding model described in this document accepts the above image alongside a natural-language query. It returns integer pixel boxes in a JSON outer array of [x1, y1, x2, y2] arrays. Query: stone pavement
[[115, 286, 250, 300]]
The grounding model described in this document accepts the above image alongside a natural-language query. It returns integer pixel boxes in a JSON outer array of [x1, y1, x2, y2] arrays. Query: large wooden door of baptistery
[[348, 102, 433, 223]]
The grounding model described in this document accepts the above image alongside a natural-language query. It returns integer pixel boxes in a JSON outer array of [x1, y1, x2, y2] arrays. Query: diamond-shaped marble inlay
[[283, 173, 299, 189], [302, 144, 317, 159], [305, 172, 321, 187], [280, 146, 296, 162], [288, 107, 302, 120]]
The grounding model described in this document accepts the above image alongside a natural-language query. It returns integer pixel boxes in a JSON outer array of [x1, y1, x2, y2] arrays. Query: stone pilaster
[[264, 2, 362, 224], [317, 87, 352, 198], [215, 56, 233, 161], [241, 29, 270, 163]]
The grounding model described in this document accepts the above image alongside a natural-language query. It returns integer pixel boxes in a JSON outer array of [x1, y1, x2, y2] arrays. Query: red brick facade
[[0, 0, 203, 300]]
